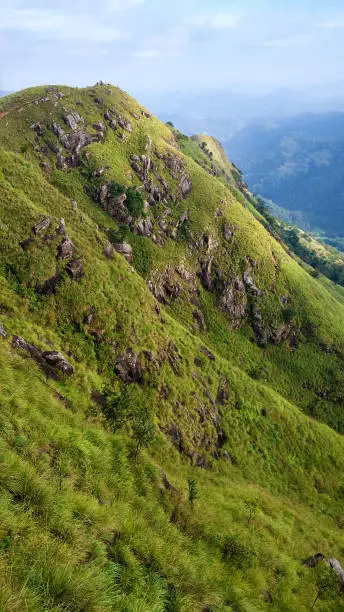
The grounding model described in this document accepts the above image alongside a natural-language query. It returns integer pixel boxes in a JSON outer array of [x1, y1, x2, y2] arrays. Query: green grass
[[1, 84, 344, 609]]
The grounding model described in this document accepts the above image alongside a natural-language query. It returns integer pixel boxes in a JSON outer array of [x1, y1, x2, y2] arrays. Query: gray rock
[[135, 218, 153, 238], [11, 335, 73, 377], [42, 351, 74, 376], [141, 155, 151, 179], [200, 346, 215, 360], [117, 116, 132, 132], [116, 348, 142, 383], [64, 111, 84, 130], [220, 277, 247, 328], [178, 174, 192, 199], [109, 120, 117, 129], [243, 270, 261, 296], [103, 242, 114, 260], [65, 258, 83, 280], [0, 324, 6, 339], [36, 270, 62, 296], [164, 154, 184, 177], [57, 236, 74, 260], [32, 217, 50, 235], [223, 224, 235, 240], [31, 122, 44, 136], [93, 121, 105, 132], [328, 558, 344, 591], [114, 242, 133, 262], [56, 218, 65, 234], [199, 257, 213, 291]]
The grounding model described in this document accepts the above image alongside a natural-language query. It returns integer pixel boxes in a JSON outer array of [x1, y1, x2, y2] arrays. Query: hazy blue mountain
[[224, 113, 344, 238]]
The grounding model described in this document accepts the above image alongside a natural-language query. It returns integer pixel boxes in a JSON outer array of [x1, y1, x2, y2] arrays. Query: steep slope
[[1, 85, 344, 610]]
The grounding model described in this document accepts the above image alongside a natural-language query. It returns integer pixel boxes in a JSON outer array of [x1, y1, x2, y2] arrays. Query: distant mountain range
[[224, 113, 344, 239], [142, 82, 344, 140]]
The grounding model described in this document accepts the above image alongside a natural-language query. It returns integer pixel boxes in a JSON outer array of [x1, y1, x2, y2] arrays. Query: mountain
[[141, 85, 344, 141], [224, 113, 344, 239], [1, 84, 344, 610]]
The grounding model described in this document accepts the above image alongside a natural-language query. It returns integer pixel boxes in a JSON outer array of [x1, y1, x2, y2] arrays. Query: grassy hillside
[[1, 84, 344, 610]]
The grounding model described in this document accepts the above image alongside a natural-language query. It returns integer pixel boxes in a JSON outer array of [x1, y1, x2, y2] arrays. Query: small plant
[[311, 563, 339, 609], [222, 535, 254, 569], [244, 499, 259, 526], [187, 478, 198, 507]]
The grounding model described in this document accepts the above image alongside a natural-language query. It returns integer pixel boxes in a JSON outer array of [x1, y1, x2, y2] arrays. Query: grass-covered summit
[[1, 84, 344, 610]]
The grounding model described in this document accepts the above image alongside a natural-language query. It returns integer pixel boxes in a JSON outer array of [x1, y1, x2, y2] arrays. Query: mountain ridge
[[1, 84, 344, 610]]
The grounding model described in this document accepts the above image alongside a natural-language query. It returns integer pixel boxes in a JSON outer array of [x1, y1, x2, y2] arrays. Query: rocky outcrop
[[117, 116, 132, 132], [64, 111, 84, 130], [116, 348, 142, 383], [114, 242, 133, 262], [220, 277, 247, 328], [303, 554, 344, 592], [36, 270, 62, 296], [51, 121, 101, 166], [178, 174, 192, 199], [103, 242, 114, 260], [199, 257, 214, 291], [94, 184, 132, 224], [65, 258, 83, 280], [0, 324, 6, 339], [147, 268, 182, 303], [11, 335, 73, 377], [32, 217, 50, 235], [134, 218, 153, 238], [163, 154, 184, 178], [57, 236, 74, 260], [243, 270, 261, 297]]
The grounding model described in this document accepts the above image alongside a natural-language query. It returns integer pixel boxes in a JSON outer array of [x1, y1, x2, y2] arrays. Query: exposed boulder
[[36, 270, 62, 296], [114, 242, 133, 262], [65, 258, 83, 280], [64, 111, 84, 130], [116, 348, 142, 383], [93, 121, 105, 132], [56, 218, 65, 235], [178, 174, 192, 199], [31, 122, 44, 136], [220, 277, 247, 328], [57, 236, 74, 260], [42, 351, 74, 376], [117, 116, 132, 132], [199, 257, 213, 291], [0, 324, 6, 339], [223, 223, 235, 240], [11, 335, 73, 378], [163, 154, 184, 177], [103, 242, 114, 260], [134, 218, 153, 238], [243, 270, 262, 296], [147, 268, 182, 303], [328, 558, 344, 591], [32, 217, 50, 235]]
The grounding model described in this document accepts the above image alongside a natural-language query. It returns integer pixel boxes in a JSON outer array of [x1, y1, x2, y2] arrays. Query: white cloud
[[0, 7, 127, 42]]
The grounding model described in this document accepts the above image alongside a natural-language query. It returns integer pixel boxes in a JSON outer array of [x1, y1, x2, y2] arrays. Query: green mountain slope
[[1, 85, 344, 610]]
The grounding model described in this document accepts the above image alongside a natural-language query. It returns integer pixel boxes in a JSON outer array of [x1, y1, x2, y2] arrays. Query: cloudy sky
[[1, 0, 344, 96]]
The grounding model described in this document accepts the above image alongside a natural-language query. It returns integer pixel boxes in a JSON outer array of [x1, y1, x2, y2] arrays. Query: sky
[[2, 0, 344, 96]]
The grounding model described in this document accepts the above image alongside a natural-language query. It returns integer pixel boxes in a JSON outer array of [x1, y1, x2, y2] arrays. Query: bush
[[125, 188, 144, 218]]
